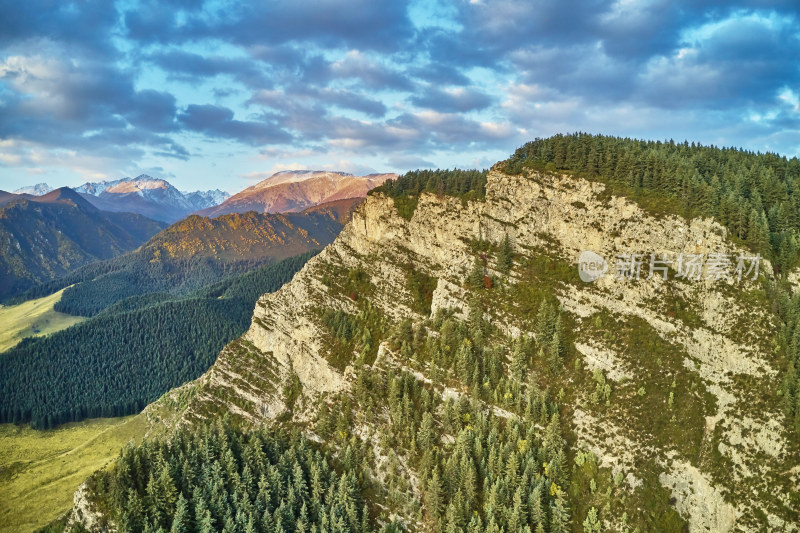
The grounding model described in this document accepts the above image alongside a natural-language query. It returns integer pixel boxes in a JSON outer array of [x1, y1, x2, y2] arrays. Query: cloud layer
[[0, 0, 797, 191]]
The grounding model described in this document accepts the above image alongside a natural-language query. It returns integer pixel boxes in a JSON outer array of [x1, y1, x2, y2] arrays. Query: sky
[[0, 0, 798, 194]]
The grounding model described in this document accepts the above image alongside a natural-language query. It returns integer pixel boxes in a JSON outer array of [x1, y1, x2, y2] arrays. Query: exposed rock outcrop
[[157, 168, 798, 531], [66, 481, 116, 533]]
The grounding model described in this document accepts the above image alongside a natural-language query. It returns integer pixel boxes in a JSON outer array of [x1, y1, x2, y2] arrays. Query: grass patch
[[0, 415, 146, 533], [586, 312, 714, 460], [0, 288, 84, 353]]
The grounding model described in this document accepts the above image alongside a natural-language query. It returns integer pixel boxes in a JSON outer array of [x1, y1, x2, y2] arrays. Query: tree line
[[504, 133, 800, 272], [370, 169, 488, 219], [0, 253, 315, 429], [87, 420, 377, 533]]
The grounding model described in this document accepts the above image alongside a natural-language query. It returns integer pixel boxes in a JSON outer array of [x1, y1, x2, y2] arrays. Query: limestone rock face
[[67, 481, 116, 533], [171, 168, 798, 531]]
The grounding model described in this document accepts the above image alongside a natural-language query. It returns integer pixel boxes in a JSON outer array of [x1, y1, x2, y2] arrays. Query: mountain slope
[[0, 253, 315, 429], [0, 201, 363, 429], [0, 188, 166, 299], [73, 175, 229, 223], [196, 170, 393, 217], [145, 200, 355, 263], [141, 166, 798, 532], [44, 198, 359, 317]]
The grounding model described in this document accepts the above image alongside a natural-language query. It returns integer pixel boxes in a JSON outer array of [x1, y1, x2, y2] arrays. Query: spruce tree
[[582, 507, 601, 533], [468, 256, 484, 289], [511, 339, 527, 382], [498, 234, 513, 273], [170, 494, 190, 533], [549, 493, 570, 533], [536, 301, 555, 344]]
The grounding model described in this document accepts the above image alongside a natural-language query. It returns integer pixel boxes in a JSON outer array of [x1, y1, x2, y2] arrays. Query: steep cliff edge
[[136, 167, 798, 531]]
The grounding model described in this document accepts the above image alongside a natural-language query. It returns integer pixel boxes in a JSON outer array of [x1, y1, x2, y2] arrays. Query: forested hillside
[[0, 188, 166, 299], [0, 253, 315, 429], [502, 133, 800, 433], [45, 138, 800, 532], [504, 133, 800, 272], [9, 207, 348, 316], [84, 421, 374, 533]]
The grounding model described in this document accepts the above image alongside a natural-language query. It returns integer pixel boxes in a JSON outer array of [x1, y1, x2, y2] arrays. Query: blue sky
[[0, 0, 798, 193]]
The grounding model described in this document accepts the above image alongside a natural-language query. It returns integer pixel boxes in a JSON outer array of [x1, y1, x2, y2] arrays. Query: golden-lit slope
[[196, 170, 393, 217]]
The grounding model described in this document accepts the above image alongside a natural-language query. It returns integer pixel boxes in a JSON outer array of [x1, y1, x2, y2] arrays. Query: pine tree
[[425, 470, 445, 525], [468, 256, 484, 289], [582, 507, 601, 533], [536, 301, 555, 344], [511, 339, 527, 382], [170, 494, 190, 533], [548, 315, 564, 373], [509, 487, 528, 531], [498, 234, 513, 273], [197, 503, 215, 533], [418, 412, 435, 450], [529, 485, 545, 529], [549, 493, 570, 533]]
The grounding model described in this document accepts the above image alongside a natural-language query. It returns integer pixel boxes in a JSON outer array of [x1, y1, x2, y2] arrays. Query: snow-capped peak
[[13, 183, 53, 196]]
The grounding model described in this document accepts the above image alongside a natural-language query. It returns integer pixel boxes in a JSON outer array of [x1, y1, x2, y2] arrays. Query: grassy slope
[[0, 415, 146, 533], [0, 289, 84, 353]]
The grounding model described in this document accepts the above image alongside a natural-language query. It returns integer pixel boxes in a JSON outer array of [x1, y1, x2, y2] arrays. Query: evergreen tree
[[583, 507, 601, 533], [511, 338, 528, 382], [536, 301, 556, 344], [549, 493, 570, 533], [170, 495, 190, 533], [468, 256, 485, 289], [548, 315, 565, 373], [425, 470, 445, 525], [498, 234, 513, 274]]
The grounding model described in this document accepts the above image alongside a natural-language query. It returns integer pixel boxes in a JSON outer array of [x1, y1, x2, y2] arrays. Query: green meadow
[[0, 289, 84, 353], [0, 415, 146, 532]]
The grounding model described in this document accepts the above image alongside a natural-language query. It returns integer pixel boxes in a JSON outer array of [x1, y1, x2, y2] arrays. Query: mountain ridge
[[137, 166, 798, 532], [196, 170, 395, 218], [73, 175, 229, 223], [12, 182, 53, 196], [0, 189, 166, 299]]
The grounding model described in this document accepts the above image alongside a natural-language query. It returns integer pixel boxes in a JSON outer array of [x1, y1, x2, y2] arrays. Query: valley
[[2, 136, 799, 533], [0, 288, 84, 353], [0, 415, 145, 533]]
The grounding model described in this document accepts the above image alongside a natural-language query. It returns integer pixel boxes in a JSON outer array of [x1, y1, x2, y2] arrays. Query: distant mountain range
[[17, 196, 362, 316], [0, 187, 167, 299], [2, 170, 388, 299], [72, 176, 229, 222], [196, 170, 394, 218], [12, 170, 391, 223], [13, 176, 229, 223]]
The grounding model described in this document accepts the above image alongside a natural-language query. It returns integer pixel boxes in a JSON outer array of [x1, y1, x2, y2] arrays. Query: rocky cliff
[[142, 167, 798, 531]]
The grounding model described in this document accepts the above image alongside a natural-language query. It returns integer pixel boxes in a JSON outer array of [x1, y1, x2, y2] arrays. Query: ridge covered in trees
[[504, 133, 800, 272], [370, 169, 488, 219], [0, 253, 315, 429], [505, 133, 800, 431]]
